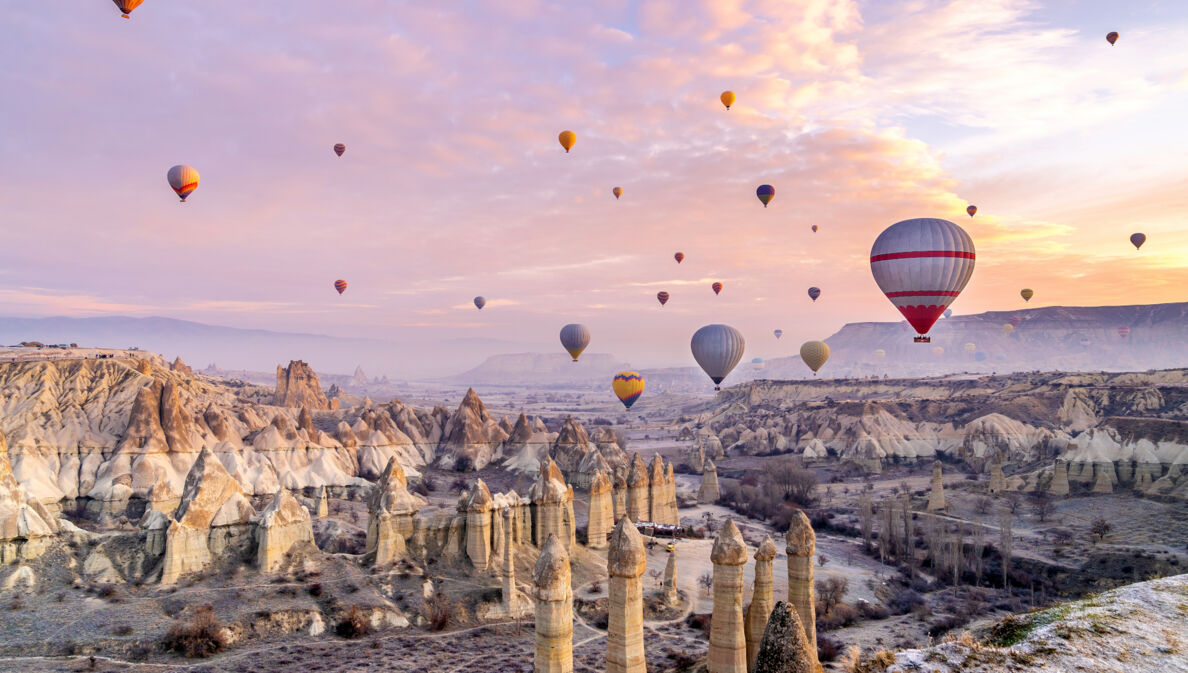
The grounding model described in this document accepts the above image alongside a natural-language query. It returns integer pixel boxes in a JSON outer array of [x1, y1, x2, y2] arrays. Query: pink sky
[[2, 1, 1187, 373]]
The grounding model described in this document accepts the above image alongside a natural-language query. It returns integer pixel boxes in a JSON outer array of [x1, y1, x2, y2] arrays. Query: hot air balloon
[[1020, 288, 1034, 302], [558, 130, 576, 153], [674, 252, 685, 264], [657, 291, 669, 306], [720, 91, 736, 110], [800, 340, 830, 375], [1107, 31, 1119, 45], [964, 342, 976, 352], [751, 357, 765, 372], [975, 352, 987, 362], [333, 143, 346, 157], [874, 348, 886, 359], [870, 218, 976, 342], [1002, 323, 1015, 335], [756, 184, 775, 207], [613, 186, 622, 200], [966, 205, 977, 218], [112, 0, 144, 18], [1009, 316, 1021, 328], [474, 296, 486, 310], [1131, 233, 1146, 250], [333, 280, 347, 295], [811, 225, 818, 233], [1118, 326, 1130, 338], [691, 324, 745, 391], [808, 287, 821, 302], [774, 329, 783, 339], [944, 309, 953, 319], [167, 165, 200, 202], [932, 346, 944, 357], [712, 282, 723, 295], [1079, 336, 1092, 347], [560, 323, 590, 362], [612, 371, 645, 409]]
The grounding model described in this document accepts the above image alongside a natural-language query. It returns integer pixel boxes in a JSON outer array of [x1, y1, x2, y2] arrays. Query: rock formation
[[365, 457, 425, 566], [745, 536, 778, 672], [1093, 464, 1115, 494], [663, 547, 679, 604], [612, 473, 627, 521], [625, 454, 650, 522], [988, 456, 1007, 495], [646, 455, 679, 525], [532, 534, 574, 673], [752, 602, 814, 673], [607, 517, 646, 673], [465, 479, 494, 571], [160, 448, 255, 584], [500, 507, 523, 615], [1049, 459, 1070, 496], [170, 356, 193, 376], [312, 485, 329, 517], [699, 460, 720, 504], [0, 430, 59, 565], [587, 468, 614, 549], [254, 489, 313, 572], [926, 460, 946, 511], [274, 360, 330, 410], [710, 519, 749, 673], [530, 457, 576, 550], [785, 510, 819, 672], [439, 388, 510, 471]]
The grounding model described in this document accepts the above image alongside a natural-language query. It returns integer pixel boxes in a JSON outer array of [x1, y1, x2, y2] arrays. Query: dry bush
[[421, 592, 456, 632], [816, 577, 848, 614], [162, 605, 228, 658], [335, 605, 371, 639]]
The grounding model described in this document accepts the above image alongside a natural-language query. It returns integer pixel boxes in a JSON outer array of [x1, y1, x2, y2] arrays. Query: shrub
[[335, 606, 371, 639], [817, 636, 841, 662], [684, 613, 711, 637], [816, 577, 848, 615], [421, 592, 454, 632], [888, 588, 924, 615], [816, 603, 860, 631], [307, 582, 323, 597], [162, 605, 227, 658]]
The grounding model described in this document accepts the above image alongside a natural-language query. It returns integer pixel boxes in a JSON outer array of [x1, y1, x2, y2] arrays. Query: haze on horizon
[[3, 1, 1187, 375]]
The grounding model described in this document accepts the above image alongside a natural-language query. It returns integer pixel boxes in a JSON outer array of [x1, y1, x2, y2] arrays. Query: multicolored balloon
[[1107, 31, 1119, 45], [333, 143, 346, 157], [674, 252, 685, 264], [720, 91, 736, 110], [756, 184, 775, 208], [691, 324, 745, 390], [964, 342, 976, 352], [112, 0, 144, 18], [560, 323, 590, 362], [800, 340, 830, 374], [1118, 326, 1131, 338], [712, 282, 723, 295], [1020, 288, 1034, 302], [474, 296, 486, 310], [613, 186, 622, 200], [167, 165, 200, 202], [874, 348, 886, 358], [966, 205, 977, 218], [657, 291, 669, 306], [558, 130, 576, 153], [334, 280, 347, 295], [808, 287, 821, 302], [1131, 233, 1146, 250], [774, 329, 783, 339], [612, 371, 645, 409], [870, 218, 976, 338]]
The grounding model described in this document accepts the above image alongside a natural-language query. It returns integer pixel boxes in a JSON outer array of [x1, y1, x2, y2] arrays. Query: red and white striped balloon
[[870, 218, 975, 337]]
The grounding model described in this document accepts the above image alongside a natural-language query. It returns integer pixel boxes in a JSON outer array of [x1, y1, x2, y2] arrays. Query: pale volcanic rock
[[465, 479, 494, 571], [501, 412, 555, 475], [625, 454, 650, 522], [439, 388, 509, 471], [590, 425, 628, 466], [529, 457, 575, 550], [552, 417, 592, 472], [927, 461, 946, 511], [746, 536, 779, 672], [752, 602, 814, 673], [1092, 464, 1115, 493], [1, 430, 60, 565], [988, 457, 1007, 494], [662, 547, 679, 605], [800, 438, 828, 461], [312, 485, 329, 517], [699, 460, 721, 504], [587, 469, 614, 549], [254, 489, 313, 573], [573, 447, 612, 489], [1049, 459, 1070, 496], [607, 517, 646, 673], [647, 455, 669, 524], [170, 357, 193, 376], [532, 534, 574, 673], [785, 510, 819, 671], [160, 448, 255, 584], [274, 360, 330, 410], [612, 473, 627, 521], [710, 519, 748, 673], [365, 457, 425, 565]]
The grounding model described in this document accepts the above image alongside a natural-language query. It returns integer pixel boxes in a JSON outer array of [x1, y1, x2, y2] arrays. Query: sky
[[1, 0, 1187, 376]]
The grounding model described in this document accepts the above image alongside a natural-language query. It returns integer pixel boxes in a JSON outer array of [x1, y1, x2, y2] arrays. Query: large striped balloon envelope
[[870, 218, 975, 338]]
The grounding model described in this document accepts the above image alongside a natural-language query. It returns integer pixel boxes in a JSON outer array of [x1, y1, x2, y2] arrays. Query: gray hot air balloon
[[474, 296, 486, 310], [560, 323, 590, 362], [690, 324, 745, 391]]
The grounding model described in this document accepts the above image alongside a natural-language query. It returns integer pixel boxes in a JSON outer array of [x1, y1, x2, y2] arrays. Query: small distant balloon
[[1131, 233, 1146, 250], [944, 309, 953, 319], [560, 323, 590, 362], [334, 280, 347, 295], [674, 252, 685, 264], [712, 282, 723, 295], [656, 291, 669, 306], [112, 0, 144, 18], [1020, 288, 1034, 302], [964, 342, 976, 352], [1107, 31, 1119, 45], [1002, 323, 1015, 335], [167, 165, 200, 202], [800, 340, 830, 374], [720, 91, 736, 110], [811, 225, 818, 233], [774, 329, 783, 339], [612, 186, 622, 200], [1118, 326, 1131, 338], [333, 143, 346, 157], [612, 371, 645, 409], [474, 296, 486, 310], [1009, 317, 1021, 328], [808, 287, 821, 302], [558, 130, 576, 153], [966, 205, 977, 218], [874, 348, 886, 359], [756, 184, 775, 208]]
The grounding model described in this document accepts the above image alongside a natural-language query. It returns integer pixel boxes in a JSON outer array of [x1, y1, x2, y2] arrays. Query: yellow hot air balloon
[[1020, 288, 1034, 302], [612, 371, 645, 409], [964, 342, 976, 352], [874, 348, 886, 359], [800, 340, 830, 374], [1002, 323, 1015, 335], [558, 130, 576, 153], [720, 91, 736, 110]]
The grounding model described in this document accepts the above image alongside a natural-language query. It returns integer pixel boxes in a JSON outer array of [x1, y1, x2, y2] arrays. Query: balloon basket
[[914, 336, 931, 343]]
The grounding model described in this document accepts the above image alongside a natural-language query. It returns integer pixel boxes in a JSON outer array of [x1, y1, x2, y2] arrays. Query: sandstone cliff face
[[0, 430, 60, 565], [254, 489, 313, 572], [275, 360, 330, 410], [160, 448, 255, 584]]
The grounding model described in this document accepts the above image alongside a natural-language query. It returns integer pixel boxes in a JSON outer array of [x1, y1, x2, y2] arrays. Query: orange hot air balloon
[[720, 91, 736, 110], [1107, 31, 1119, 45], [112, 0, 144, 18], [612, 186, 622, 200], [333, 280, 347, 295], [333, 143, 346, 157], [966, 205, 977, 217], [657, 291, 669, 306], [712, 282, 723, 295], [674, 252, 685, 264], [558, 130, 576, 153]]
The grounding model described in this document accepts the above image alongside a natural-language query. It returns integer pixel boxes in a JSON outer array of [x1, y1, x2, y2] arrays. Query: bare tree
[[970, 521, 986, 587], [1089, 517, 1111, 544], [1031, 494, 1054, 523], [859, 490, 874, 553], [764, 458, 818, 508], [999, 508, 1013, 590], [975, 497, 992, 515], [901, 493, 914, 567]]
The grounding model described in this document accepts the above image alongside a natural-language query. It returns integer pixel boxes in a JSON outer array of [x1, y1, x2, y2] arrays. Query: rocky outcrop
[[160, 448, 255, 584], [626, 454, 649, 522], [710, 519, 749, 673], [312, 485, 329, 517], [699, 460, 721, 504], [439, 388, 509, 471], [254, 489, 313, 572], [1, 430, 59, 565], [745, 536, 778, 672], [530, 457, 576, 550], [170, 357, 193, 376], [532, 534, 573, 673], [587, 469, 614, 549], [926, 461, 946, 511], [365, 457, 425, 566], [752, 602, 814, 673], [501, 412, 555, 474], [785, 510, 819, 672], [465, 479, 494, 571], [988, 456, 1006, 495], [663, 547, 679, 605], [647, 455, 679, 525], [607, 517, 646, 673], [1049, 459, 1070, 496], [612, 473, 627, 521], [274, 360, 330, 410]]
